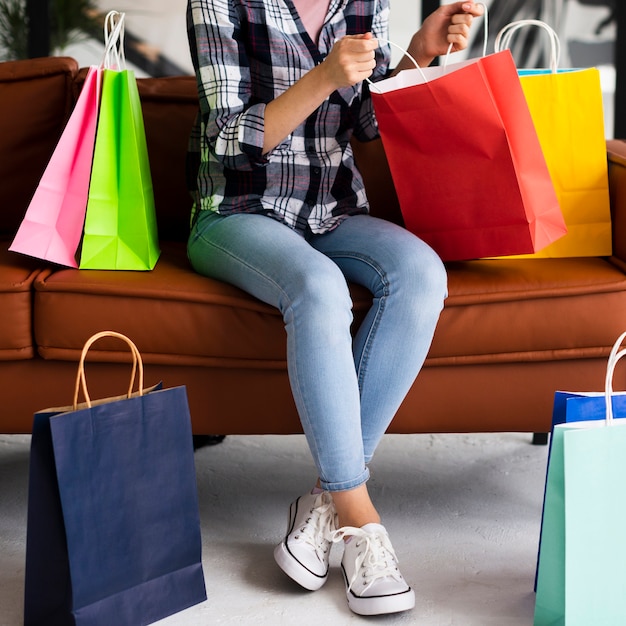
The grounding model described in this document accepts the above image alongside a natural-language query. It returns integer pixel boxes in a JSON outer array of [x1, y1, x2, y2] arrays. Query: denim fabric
[[188, 212, 446, 491]]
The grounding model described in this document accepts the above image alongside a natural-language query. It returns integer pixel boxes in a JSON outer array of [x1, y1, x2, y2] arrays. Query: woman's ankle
[[330, 484, 381, 529]]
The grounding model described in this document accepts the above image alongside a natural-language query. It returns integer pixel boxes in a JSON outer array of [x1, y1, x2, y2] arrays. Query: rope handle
[[604, 331, 626, 424], [365, 39, 426, 92], [102, 10, 126, 71], [73, 331, 144, 410], [366, 1, 488, 92], [494, 19, 561, 73]]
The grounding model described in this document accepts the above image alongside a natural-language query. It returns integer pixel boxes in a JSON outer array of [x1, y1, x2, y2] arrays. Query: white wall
[[388, 0, 421, 65], [65, 1, 422, 74], [60, 0, 615, 137], [62, 0, 191, 76]]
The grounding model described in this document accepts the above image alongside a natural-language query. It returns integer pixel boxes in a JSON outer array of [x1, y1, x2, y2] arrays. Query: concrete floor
[[1, 431, 548, 625]]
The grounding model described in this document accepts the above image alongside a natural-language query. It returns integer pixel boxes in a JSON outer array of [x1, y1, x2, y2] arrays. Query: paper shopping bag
[[80, 12, 160, 270], [495, 20, 611, 258], [23, 331, 206, 626], [9, 65, 101, 268], [534, 332, 626, 625], [370, 49, 566, 261], [533, 388, 626, 593]]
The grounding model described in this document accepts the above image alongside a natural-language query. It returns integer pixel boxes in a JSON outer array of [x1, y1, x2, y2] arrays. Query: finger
[[447, 33, 469, 51], [448, 21, 471, 37], [447, 22, 472, 50], [337, 35, 378, 53], [460, 2, 484, 17], [450, 13, 474, 27]]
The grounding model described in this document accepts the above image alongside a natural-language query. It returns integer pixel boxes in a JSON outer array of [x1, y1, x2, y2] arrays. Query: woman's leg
[[310, 214, 445, 614], [311, 214, 447, 463], [188, 211, 369, 491]]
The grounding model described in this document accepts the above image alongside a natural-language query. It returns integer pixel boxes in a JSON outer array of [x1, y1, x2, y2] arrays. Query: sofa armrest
[[607, 139, 626, 265]]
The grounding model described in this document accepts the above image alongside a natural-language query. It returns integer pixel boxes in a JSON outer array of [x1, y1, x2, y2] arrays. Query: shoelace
[[295, 493, 337, 554], [332, 526, 404, 592]]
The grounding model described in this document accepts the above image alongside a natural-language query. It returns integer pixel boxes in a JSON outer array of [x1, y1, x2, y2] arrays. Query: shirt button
[[313, 167, 321, 175]]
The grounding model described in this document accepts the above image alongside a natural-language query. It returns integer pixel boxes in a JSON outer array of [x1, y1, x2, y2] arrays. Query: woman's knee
[[285, 260, 353, 319], [384, 235, 447, 303]]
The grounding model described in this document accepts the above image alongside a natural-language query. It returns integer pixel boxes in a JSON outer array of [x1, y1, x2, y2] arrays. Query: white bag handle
[[494, 19, 560, 73], [102, 10, 126, 70], [369, 38, 426, 84], [367, 0, 489, 90], [604, 331, 626, 424], [73, 331, 144, 409]]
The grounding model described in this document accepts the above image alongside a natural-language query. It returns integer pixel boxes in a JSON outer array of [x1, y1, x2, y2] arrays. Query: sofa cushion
[[0, 57, 78, 238], [431, 257, 626, 365], [32, 241, 372, 365], [33, 240, 626, 367], [0, 245, 44, 360]]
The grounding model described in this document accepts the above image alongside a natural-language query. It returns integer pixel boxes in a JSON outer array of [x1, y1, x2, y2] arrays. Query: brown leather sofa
[[3, 55, 626, 437]]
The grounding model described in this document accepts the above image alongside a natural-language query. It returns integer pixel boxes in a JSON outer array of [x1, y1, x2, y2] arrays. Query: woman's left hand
[[411, 2, 484, 65]]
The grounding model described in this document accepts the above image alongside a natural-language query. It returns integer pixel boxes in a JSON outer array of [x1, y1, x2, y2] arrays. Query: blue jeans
[[188, 211, 447, 491]]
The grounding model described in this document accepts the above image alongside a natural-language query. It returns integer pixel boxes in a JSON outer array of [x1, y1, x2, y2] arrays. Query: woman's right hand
[[320, 33, 379, 90], [262, 34, 378, 154]]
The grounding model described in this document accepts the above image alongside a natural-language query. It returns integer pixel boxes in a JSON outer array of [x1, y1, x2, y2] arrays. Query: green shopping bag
[[534, 332, 626, 625], [80, 11, 160, 270]]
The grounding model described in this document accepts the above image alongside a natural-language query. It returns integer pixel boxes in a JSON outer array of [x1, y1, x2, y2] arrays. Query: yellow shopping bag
[[495, 20, 611, 258]]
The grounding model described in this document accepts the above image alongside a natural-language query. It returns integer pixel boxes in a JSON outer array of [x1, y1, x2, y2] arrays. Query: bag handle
[[367, 39, 426, 88], [494, 20, 560, 73], [604, 331, 626, 424], [102, 10, 126, 70], [367, 1, 489, 91], [73, 331, 144, 410]]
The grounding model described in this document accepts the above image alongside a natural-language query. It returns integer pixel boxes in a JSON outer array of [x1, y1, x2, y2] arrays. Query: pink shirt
[[292, 0, 331, 44]]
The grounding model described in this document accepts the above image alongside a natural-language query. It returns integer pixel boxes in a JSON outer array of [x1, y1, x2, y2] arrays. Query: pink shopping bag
[[9, 65, 102, 268]]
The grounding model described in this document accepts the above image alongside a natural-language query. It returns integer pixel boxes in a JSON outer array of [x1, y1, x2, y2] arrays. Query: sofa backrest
[[136, 75, 198, 242], [0, 57, 78, 239], [0, 56, 401, 245]]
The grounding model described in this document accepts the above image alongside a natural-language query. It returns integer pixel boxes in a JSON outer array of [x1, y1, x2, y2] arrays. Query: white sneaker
[[274, 491, 338, 591], [333, 523, 415, 616]]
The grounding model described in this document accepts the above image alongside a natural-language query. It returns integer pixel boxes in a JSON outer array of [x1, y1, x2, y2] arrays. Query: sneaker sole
[[273, 542, 328, 591], [341, 567, 416, 616]]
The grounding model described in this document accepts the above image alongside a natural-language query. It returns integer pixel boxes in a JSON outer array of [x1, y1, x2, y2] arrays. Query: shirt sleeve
[[188, 0, 268, 172]]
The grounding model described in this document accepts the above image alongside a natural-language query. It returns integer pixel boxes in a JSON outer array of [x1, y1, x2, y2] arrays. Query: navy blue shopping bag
[[24, 331, 206, 626]]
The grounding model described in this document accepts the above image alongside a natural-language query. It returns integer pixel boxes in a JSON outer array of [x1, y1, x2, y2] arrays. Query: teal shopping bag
[[80, 11, 160, 270], [534, 332, 626, 625]]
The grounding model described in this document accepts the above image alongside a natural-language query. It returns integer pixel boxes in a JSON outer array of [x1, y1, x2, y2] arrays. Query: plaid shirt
[[186, 0, 391, 233]]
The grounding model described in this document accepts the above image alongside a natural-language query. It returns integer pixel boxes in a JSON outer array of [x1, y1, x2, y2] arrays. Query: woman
[[187, 0, 482, 616]]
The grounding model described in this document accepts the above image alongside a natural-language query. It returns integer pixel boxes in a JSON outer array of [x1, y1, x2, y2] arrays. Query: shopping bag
[[495, 20, 611, 258], [23, 331, 206, 626], [534, 331, 626, 625], [9, 65, 101, 268], [80, 11, 160, 270], [370, 46, 566, 261], [533, 377, 626, 594]]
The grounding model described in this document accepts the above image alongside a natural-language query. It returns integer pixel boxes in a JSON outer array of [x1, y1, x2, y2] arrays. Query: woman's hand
[[400, 2, 484, 71], [262, 34, 378, 154], [320, 33, 379, 90]]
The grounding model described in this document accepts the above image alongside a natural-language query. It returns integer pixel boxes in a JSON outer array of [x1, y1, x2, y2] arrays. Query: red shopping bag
[[9, 65, 101, 268], [370, 49, 566, 261]]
